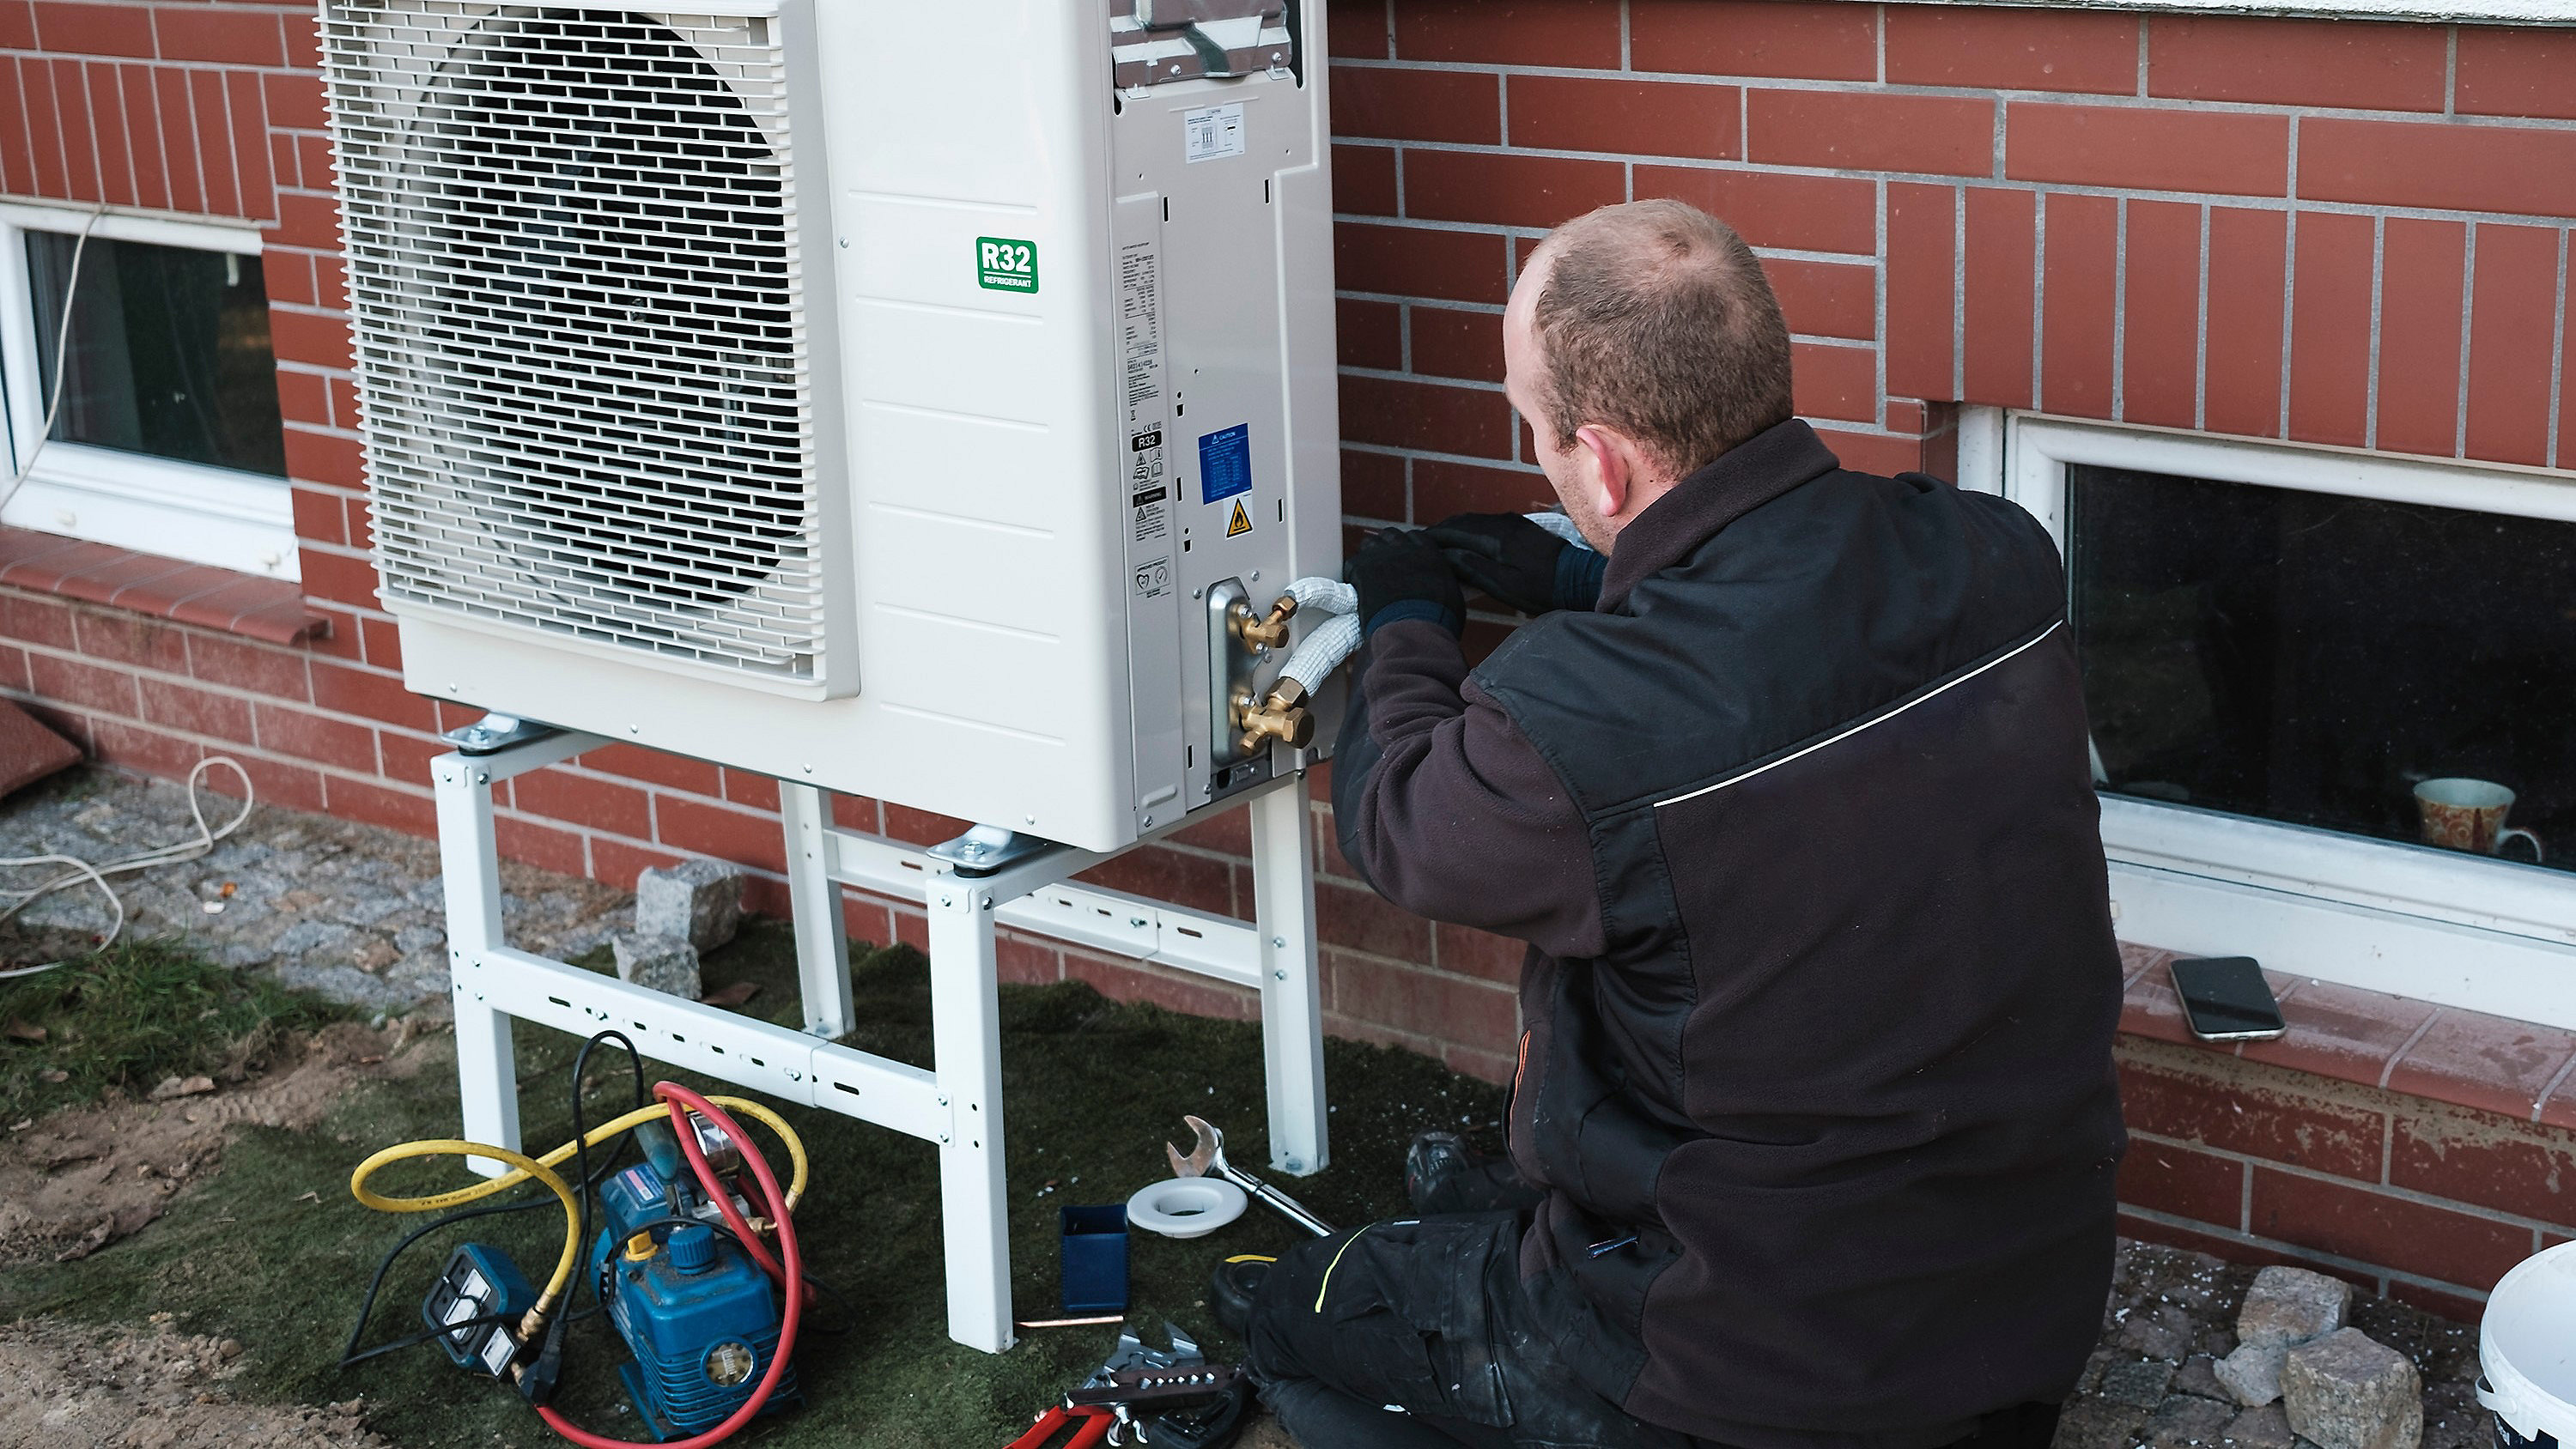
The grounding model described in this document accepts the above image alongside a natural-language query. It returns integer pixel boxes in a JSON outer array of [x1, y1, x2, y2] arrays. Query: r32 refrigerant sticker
[[975, 236, 1039, 292], [1130, 428, 1168, 543]]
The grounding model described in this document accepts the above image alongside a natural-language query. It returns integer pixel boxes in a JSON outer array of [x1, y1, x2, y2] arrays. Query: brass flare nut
[[1237, 676, 1315, 753], [1231, 595, 1297, 652]]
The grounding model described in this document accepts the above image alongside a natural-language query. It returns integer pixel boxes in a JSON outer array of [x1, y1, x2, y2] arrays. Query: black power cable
[[337, 1032, 645, 1370]]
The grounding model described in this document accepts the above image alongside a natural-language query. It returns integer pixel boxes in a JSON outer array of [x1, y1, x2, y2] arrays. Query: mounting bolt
[[472, 770, 489, 785], [1273, 969, 1286, 981], [1272, 937, 1286, 949]]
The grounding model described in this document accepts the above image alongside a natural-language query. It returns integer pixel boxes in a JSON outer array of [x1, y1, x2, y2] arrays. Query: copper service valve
[[1236, 676, 1315, 754], [1230, 594, 1297, 652]]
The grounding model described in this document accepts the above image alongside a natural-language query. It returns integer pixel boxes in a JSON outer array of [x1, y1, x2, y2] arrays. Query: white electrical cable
[[0, 755, 255, 979], [2, 203, 108, 514]]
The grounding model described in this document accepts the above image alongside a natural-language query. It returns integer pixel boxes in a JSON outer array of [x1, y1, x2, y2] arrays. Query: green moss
[[1, 919, 1505, 1447], [0, 937, 347, 1123]]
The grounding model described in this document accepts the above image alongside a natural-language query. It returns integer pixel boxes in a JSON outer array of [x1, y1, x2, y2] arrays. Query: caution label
[[1226, 500, 1254, 537]]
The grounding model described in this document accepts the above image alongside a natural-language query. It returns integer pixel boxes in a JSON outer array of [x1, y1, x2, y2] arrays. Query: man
[[1242, 200, 2125, 1449]]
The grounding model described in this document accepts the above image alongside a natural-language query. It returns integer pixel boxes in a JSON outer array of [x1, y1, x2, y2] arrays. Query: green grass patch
[[1, 919, 1504, 1447], [0, 937, 347, 1123]]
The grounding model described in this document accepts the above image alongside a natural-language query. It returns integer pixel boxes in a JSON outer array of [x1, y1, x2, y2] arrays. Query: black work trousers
[[1242, 1212, 2064, 1449]]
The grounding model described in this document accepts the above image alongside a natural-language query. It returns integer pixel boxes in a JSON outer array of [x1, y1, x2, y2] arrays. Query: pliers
[[1006, 1403, 1112, 1449]]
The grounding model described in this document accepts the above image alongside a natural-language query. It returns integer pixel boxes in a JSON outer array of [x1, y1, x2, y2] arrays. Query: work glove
[[1346, 526, 1464, 637], [1423, 512, 1607, 615]]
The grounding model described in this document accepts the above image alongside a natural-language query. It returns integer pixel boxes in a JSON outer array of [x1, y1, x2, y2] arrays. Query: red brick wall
[[6, 0, 2576, 1303]]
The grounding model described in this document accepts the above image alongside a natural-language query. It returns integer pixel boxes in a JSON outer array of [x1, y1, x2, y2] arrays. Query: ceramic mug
[[2414, 778, 2544, 862]]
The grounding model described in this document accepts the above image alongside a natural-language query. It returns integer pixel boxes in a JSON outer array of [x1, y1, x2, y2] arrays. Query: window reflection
[[27, 232, 288, 478], [2069, 465, 2576, 872]]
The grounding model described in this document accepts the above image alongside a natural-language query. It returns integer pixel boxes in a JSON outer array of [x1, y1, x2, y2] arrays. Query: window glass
[[2069, 464, 2576, 874], [26, 232, 287, 477]]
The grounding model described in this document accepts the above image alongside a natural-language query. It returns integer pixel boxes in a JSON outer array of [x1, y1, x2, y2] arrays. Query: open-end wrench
[[1165, 1115, 1335, 1238]]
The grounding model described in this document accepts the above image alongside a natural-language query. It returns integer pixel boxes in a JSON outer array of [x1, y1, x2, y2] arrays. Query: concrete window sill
[[0, 526, 326, 647], [2118, 941, 2576, 1130]]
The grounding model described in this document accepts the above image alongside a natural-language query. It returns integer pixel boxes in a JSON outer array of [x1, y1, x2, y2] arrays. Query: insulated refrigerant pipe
[[1272, 512, 1594, 694]]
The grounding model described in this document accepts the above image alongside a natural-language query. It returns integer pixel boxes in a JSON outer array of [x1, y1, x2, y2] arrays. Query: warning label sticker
[[1226, 500, 1254, 537], [1133, 557, 1172, 598], [1130, 429, 1167, 543], [1198, 423, 1251, 504], [1184, 103, 1246, 164]]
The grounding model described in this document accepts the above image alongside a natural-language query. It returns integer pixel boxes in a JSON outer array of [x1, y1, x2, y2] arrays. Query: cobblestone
[[2054, 1241, 2486, 1449], [0, 769, 626, 1013]]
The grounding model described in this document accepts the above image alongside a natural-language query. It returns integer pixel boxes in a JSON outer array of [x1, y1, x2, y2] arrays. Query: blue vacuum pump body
[[587, 1139, 799, 1440]]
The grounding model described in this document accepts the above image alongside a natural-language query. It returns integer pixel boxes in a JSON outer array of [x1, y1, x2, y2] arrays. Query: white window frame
[[0, 201, 300, 580], [1965, 410, 2576, 1031]]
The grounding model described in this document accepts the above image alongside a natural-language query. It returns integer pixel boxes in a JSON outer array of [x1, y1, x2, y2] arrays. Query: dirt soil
[[1, 1021, 427, 1267], [0, 1316, 388, 1448]]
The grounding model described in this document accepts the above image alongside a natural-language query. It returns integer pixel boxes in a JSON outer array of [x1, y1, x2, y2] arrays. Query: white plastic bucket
[[2480, 1240, 2576, 1447]]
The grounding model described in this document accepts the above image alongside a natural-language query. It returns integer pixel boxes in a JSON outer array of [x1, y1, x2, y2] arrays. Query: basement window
[[1989, 415, 2576, 1029], [0, 204, 298, 579]]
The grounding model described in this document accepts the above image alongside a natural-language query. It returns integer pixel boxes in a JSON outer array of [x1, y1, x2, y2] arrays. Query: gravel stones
[[2099, 1357, 2177, 1409], [2240, 1265, 2355, 1349], [2284, 1327, 2424, 1449], [635, 859, 744, 953], [0, 768, 625, 1011], [611, 932, 701, 999], [2216, 1341, 2292, 1407]]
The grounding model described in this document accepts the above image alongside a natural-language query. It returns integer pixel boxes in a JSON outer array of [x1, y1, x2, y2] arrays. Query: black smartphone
[[2169, 956, 2287, 1042]]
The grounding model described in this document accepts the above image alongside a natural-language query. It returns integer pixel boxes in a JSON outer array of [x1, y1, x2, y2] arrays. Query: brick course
[[6, 0, 2576, 1307]]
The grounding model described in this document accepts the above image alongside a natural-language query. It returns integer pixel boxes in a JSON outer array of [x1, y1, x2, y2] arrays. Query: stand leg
[[1251, 778, 1327, 1176], [781, 783, 854, 1040], [433, 755, 519, 1175], [927, 881, 1013, 1352]]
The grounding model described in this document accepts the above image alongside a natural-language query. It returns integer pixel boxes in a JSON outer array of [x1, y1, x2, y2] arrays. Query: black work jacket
[[1334, 420, 2126, 1449]]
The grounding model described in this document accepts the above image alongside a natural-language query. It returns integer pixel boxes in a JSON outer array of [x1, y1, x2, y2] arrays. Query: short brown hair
[[1528, 200, 1795, 479]]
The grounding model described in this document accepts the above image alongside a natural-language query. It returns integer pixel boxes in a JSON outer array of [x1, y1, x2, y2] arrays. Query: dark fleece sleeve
[[1330, 619, 1607, 961]]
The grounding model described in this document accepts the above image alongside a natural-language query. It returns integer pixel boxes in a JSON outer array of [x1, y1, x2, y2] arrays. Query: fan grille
[[323, 3, 829, 684]]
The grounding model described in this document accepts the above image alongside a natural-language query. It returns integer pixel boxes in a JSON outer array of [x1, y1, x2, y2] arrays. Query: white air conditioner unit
[[320, 0, 1340, 852]]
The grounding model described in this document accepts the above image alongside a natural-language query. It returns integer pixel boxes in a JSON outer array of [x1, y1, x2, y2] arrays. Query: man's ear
[[1575, 424, 1632, 521]]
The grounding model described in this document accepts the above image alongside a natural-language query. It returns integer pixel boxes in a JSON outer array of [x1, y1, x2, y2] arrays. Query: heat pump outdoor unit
[[320, 1, 1345, 1355], [323, 0, 1340, 854]]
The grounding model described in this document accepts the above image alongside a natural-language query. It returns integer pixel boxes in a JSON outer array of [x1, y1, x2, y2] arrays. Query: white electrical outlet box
[[322, 0, 1340, 851]]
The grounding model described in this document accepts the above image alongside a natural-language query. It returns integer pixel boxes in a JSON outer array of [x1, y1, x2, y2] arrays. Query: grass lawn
[[0, 919, 1504, 1446]]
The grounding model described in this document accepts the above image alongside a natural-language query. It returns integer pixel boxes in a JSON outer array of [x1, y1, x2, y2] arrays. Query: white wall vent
[[325, 3, 843, 694]]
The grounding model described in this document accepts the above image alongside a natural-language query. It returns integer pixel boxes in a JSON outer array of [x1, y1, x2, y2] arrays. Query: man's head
[[1503, 200, 1795, 551]]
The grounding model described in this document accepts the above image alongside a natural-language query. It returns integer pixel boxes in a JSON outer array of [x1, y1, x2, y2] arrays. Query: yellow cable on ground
[[349, 1139, 582, 1327]]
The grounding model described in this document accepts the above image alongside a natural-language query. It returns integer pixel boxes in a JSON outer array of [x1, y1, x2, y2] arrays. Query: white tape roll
[[1124, 1176, 1249, 1240]]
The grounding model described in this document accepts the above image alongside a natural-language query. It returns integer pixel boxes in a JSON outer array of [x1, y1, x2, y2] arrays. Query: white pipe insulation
[[1273, 512, 1595, 694]]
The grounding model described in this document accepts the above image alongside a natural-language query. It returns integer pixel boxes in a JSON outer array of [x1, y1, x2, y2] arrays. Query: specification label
[[1117, 241, 1169, 545], [1184, 103, 1246, 164]]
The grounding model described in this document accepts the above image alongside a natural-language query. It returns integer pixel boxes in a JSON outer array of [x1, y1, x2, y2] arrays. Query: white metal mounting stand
[[430, 731, 1327, 1355]]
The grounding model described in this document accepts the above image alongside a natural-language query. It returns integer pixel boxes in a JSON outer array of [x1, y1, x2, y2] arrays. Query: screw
[[1273, 968, 1286, 980], [473, 770, 489, 785], [838, 237, 849, 247], [1272, 937, 1285, 949], [937, 1094, 950, 1106], [1130, 916, 1149, 930]]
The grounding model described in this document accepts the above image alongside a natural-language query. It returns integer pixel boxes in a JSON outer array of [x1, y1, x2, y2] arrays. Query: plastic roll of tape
[[1125, 1176, 1249, 1240]]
